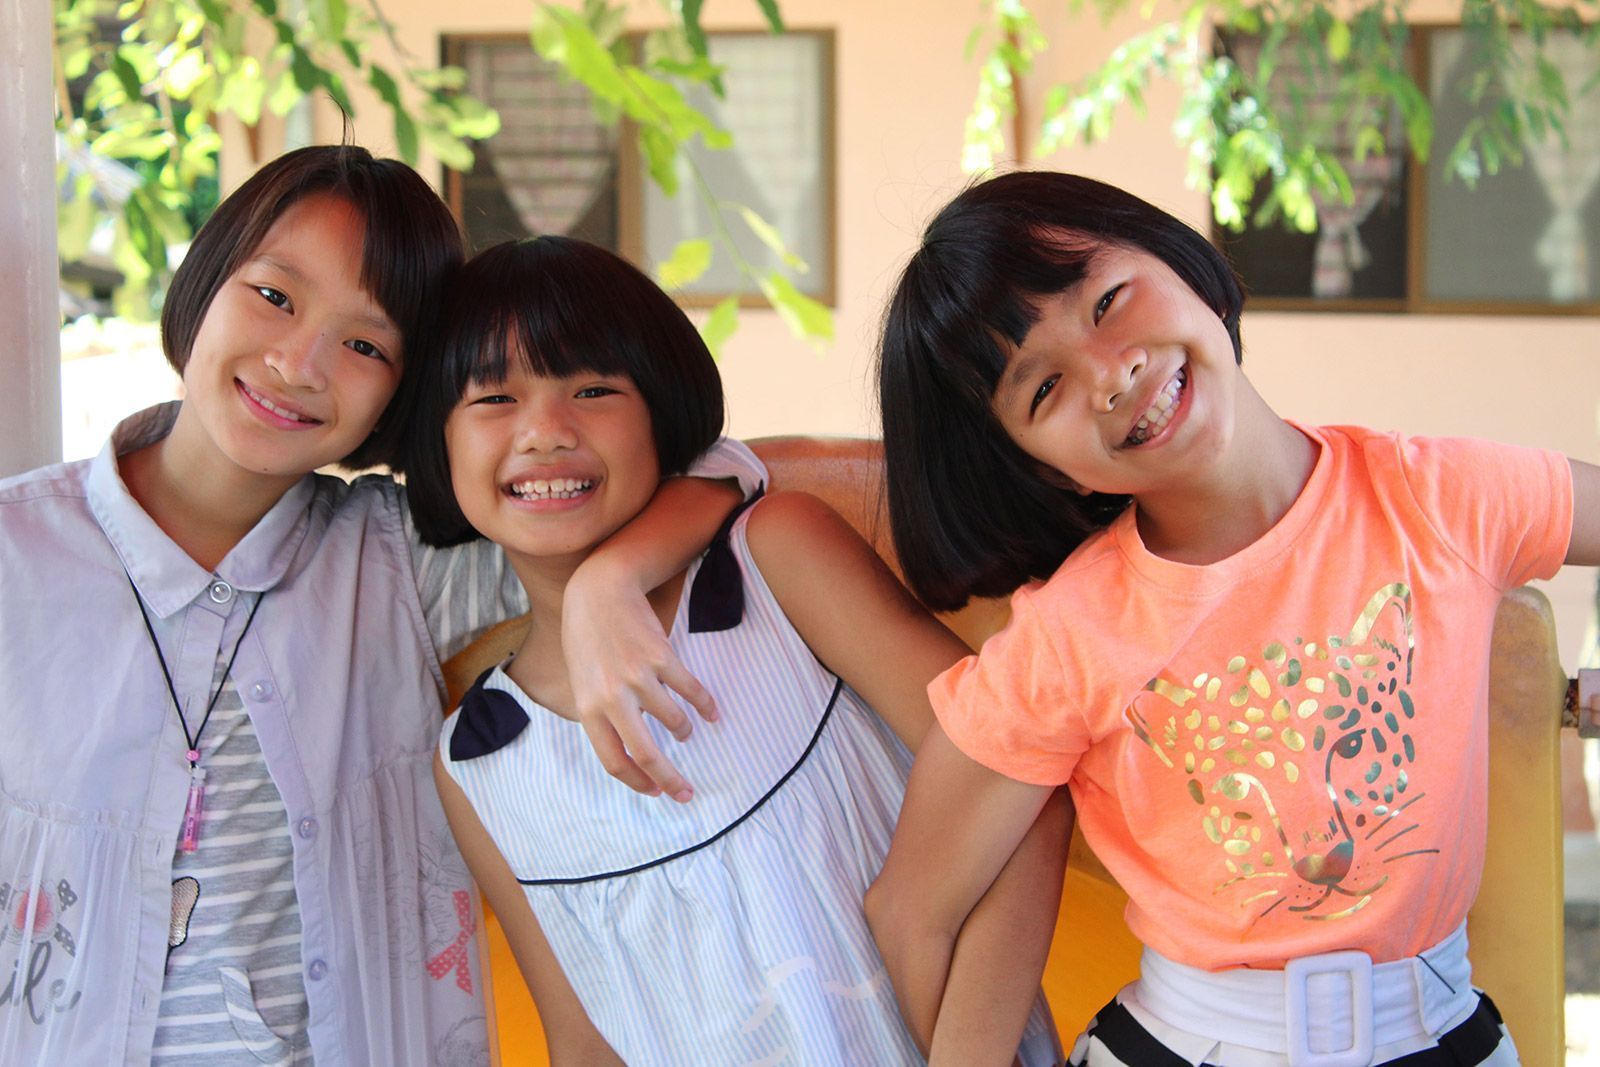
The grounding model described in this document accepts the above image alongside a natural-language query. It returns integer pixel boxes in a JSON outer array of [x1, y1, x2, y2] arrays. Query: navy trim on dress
[[517, 675, 845, 886]]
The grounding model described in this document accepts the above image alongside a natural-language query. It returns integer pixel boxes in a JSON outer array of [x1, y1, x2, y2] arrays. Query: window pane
[[637, 32, 834, 302], [446, 37, 621, 253], [1424, 27, 1600, 305]]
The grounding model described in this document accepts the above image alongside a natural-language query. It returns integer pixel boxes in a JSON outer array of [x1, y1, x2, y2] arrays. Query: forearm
[[571, 476, 742, 594], [929, 788, 1073, 1064], [864, 877, 958, 1056]]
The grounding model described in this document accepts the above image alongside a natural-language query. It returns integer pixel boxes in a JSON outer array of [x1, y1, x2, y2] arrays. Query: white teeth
[[244, 384, 314, 423], [507, 477, 594, 501], [1125, 368, 1186, 446]]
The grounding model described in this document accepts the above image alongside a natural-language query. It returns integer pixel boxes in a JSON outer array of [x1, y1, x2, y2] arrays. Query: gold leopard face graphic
[[1127, 583, 1434, 922]]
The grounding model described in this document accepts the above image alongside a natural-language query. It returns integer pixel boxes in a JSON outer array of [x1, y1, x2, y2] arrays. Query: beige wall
[[268, 0, 1597, 664]]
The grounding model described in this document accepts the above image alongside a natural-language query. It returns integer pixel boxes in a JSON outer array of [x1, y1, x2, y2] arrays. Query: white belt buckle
[[1284, 950, 1375, 1067]]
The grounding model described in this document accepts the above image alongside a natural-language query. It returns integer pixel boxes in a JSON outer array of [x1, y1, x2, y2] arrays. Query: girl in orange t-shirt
[[866, 170, 1600, 1066]]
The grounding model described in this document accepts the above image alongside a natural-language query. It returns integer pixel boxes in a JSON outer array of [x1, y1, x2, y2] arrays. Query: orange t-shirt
[[931, 425, 1572, 969]]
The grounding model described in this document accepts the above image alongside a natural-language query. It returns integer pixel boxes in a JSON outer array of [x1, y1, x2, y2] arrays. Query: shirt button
[[307, 959, 328, 981], [207, 579, 234, 604], [134, 980, 154, 1015], [297, 817, 318, 840], [248, 681, 275, 702]]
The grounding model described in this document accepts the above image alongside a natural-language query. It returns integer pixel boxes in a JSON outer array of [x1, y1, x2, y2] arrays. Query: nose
[[264, 329, 331, 391], [513, 395, 578, 454], [1094, 344, 1147, 413]]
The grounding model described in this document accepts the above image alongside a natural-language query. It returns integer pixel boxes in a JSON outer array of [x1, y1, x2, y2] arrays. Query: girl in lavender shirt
[[0, 145, 755, 1066]]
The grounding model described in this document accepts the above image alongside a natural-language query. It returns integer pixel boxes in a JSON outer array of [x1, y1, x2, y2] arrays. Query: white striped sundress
[[439, 504, 1060, 1066]]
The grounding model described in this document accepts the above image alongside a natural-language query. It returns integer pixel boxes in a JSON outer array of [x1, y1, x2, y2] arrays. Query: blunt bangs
[[159, 144, 463, 470], [880, 169, 1245, 609], [403, 236, 725, 548]]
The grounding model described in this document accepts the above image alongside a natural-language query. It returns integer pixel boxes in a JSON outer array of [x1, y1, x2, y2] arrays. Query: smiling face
[[990, 243, 1243, 505], [443, 356, 660, 569], [170, 193, 403, 485]]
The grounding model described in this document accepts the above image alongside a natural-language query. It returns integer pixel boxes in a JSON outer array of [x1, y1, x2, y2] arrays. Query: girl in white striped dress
[[406, 236, 1069, 1066]]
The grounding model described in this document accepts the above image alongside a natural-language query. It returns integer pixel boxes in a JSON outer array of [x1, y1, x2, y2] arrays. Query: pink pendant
[[180, 767, 208, 853]]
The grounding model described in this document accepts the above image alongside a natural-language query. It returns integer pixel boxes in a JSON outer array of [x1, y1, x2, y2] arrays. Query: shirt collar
[[87, 401, 317, 618]]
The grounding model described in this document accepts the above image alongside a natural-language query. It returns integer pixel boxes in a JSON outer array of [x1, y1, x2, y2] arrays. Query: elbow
[[865, 870, 909, 960], [866, 865, 944, 966]]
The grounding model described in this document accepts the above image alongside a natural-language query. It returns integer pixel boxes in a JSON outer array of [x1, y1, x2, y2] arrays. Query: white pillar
[[1, 0, 63, 477]]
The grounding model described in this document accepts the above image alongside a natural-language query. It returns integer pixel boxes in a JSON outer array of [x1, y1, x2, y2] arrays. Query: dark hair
[[160, 144, 464, 469], [403, 236, 726, 547], [877, 171, 1246, 610]]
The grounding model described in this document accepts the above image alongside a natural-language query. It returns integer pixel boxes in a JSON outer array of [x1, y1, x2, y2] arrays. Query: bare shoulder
[[744, 490, 870, 576]]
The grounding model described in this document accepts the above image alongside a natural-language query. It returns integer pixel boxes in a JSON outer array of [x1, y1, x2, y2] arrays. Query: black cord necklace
[[126, 573, 265, 853]]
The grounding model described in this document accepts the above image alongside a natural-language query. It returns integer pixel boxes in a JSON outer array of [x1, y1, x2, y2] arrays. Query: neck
[[120, 408, 302, 572], [503, 551, 687, 719], [1134, 382, 1316, 565]]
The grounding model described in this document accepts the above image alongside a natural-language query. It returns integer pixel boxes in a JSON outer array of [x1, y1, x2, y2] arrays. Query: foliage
[[54, 0, 499, 318], [963, 0, 1600, 232], [529, 0, 831, 352], [54, 0, 829, 350]]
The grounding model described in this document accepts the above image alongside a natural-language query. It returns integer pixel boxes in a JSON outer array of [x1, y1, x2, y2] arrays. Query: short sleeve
[[927, 588, 1089, 787], [685, 437, 767, 500], [1395, 436, 1572, 590]]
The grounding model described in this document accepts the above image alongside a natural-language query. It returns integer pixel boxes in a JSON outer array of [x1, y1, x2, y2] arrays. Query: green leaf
[[320, 69, 353, 116], [164, 48, 208, 99], [680, 0, 708, 59], [758, 271, 832, 347], [393, 109, 419, 164], [638, 125, 679, 194], [310, 0, 347, 41], [421, 126, 475, 170], [63, 41, 93, 80], [368, 65, 402, 108], [736, 205, 806, 270], [289, 46, 318, 93], [442, 95, 500, 139], [57, 189, 98, 262], [1327, 19, 1351, 62], [753, 0, 786, 34], [412, 66, 469, 92], [657, 238, 713, 289], [699, 296, 739, 358], [92, 127, 171, 161], [219, 60, 266, 124], [111, 53, 145, 100], [267, 68, 301, 115]]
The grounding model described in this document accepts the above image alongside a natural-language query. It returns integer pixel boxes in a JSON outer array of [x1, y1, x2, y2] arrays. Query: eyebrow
[[996, 349, 1041, 408], [250, 254, 399, 335]]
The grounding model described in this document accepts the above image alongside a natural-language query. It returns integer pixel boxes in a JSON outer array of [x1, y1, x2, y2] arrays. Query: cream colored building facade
[[110, 0, 1599, 666]]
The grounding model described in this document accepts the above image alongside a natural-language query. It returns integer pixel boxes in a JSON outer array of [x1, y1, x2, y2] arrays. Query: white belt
[[1132, 922, 1477, 1067]]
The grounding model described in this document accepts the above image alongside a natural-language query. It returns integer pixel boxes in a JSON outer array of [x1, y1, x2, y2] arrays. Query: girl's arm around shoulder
[[1568, 458, 1600, 566], [745, 489, 969, 750], [563, 475, 743, 802], [432, 753, 623, 1066]]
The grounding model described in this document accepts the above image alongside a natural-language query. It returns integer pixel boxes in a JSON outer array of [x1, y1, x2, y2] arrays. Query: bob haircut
[[877, 170, 1246, 611], [160, 144, 463, 470], [404, 236, 727, 547]]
